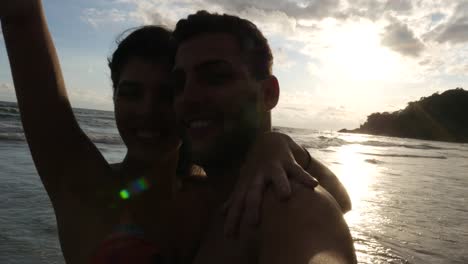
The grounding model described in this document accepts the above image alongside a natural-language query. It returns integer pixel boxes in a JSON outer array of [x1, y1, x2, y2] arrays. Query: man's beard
[[189, 101, 262, 171]]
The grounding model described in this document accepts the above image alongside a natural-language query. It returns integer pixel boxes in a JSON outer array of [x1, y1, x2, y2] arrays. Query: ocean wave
[[86, 133, 123, 145], [273, 126, 317, 135], [0, 103, 115, 123], [360, 140, 443, 150], [303, 136, 349, 149], [74, 108, 115, 121], [78, 118, 117, 129], [75, 113, 115, 122], [0, 122, 23, 131], [0, 113, 20, 119], [0, 105, 20, 121], [0, 106, 20, 115], [359, 152, 447, 159], [301, 134, 453, 152], [0, 132, 25, 141], [319, 149, 336, 153], [0, 131, 123, 145], [365, 159, 384, 164]]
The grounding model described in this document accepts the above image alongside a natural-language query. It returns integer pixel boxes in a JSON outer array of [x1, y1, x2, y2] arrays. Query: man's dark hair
[[108, 26, 176, 92], [173, 11, 273, 80]]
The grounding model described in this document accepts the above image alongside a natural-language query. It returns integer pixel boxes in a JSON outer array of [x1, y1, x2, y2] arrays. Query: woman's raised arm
[[1, 0, 115, 204]]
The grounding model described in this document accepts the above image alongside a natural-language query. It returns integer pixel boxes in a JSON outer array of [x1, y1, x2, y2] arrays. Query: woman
[[0, 1, 350, 263]]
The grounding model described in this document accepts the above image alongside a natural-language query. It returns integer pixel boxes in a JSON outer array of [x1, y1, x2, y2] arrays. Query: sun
[[317, 19, 401, 82]]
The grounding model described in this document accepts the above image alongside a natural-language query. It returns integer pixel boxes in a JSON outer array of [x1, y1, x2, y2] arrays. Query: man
[[172, 11, 357, 263]]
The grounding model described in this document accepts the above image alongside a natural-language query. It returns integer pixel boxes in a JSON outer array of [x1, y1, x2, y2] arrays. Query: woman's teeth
[[189, 120, 213, 129], [137, 130, 158, 140]]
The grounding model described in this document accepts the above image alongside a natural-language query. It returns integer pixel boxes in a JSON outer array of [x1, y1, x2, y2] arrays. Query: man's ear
[[261, 76, 279, 111]]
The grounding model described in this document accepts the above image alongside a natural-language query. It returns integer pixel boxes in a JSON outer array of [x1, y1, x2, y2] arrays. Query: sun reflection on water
[[326, 135, 394, 263], [333, 143, 377, 226]]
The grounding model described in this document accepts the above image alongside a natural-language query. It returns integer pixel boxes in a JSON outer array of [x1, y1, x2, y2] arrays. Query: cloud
[[274, 103, 360, 130], [272, 90, 362, 130], [204, 0, 342, 20], [0, 83, 16, 102], [381, 17, 425, 57], [0, 83, 13, 92], [81, 8, 135, 28], [118, 0, 218, 28], [68, 87, 114, 110], [311, 106, 360, 129], [112, 0, 418, 30], [446, 64, 468, 76], [273, 47, 297, 70], [344, 0, 413, 21], [205, 0, 413, 22], [425, 2, 468, 44], [437, 23, 468, 43], [236, 7, 298, 35], [384, 0, 413, 13]]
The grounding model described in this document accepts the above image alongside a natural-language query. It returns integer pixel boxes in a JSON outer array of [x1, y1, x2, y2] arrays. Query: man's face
[[173, 33, 263, 167]]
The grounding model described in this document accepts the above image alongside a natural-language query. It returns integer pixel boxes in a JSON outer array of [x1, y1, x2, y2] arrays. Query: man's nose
[[180, 78, 209, 106]]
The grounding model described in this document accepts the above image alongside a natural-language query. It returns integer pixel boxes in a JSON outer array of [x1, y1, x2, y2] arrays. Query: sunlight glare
[[319, 20, 400, 82], [334, 144, 376, 225]]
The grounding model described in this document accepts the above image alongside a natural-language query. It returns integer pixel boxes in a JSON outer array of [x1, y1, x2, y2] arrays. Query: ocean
[[0, 100, 467, 263]]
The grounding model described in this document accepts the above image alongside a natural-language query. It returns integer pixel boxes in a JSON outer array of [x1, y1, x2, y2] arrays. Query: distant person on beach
[[0, 1, 351, 263], [171, 11, 356, 263]]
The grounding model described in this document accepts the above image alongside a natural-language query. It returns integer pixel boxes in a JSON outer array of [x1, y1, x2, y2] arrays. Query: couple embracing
[[0, 1, 356, 263]]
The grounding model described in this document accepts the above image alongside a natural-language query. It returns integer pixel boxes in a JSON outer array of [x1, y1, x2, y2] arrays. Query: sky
[[1, 0, 467, 130]]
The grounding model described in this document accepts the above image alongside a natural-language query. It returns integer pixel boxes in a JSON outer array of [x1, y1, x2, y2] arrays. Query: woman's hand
[[223, 132, 318, 237]]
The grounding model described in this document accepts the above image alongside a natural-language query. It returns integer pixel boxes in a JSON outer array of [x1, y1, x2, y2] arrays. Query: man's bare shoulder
[[193, 184, 356, 264], [263, 184, 342, 222], [260, 184, 356, 264]]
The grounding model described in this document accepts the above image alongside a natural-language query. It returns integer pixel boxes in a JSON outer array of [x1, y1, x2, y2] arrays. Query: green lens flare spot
[[120, 189, 130, 200], [137, 178, 149, 191]]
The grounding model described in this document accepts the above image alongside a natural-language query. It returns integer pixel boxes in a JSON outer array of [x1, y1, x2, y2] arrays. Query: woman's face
[[114, 56, 181, 162]]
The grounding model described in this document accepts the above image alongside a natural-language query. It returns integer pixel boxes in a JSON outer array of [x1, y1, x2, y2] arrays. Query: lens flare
[[119, 189, 130, 200], [119, 177, 151, 200]]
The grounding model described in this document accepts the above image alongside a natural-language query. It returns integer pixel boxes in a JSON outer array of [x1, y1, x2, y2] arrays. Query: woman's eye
[[116, 85, 142, 100], [159, 83, 174, 103], [173, 78, 186, 95]]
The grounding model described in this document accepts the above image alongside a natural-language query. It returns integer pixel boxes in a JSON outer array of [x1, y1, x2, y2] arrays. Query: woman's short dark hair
[[108, 26, 176, 93]]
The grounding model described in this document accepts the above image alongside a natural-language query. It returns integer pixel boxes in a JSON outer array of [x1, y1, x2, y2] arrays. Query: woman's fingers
[[221, 197, 232, 215], [286, 162, 319, 188], [244, 174, 266, 226], [270, 165, 291, 200], [224, 185, 247, 237]]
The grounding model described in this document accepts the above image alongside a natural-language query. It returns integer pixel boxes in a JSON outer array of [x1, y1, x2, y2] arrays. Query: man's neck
[[205, 118, 272, 203], [204, 161, 242, 203]]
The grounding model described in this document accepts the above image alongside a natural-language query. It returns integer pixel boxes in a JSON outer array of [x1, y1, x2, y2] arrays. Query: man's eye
[[204, 72, 233, 85]]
